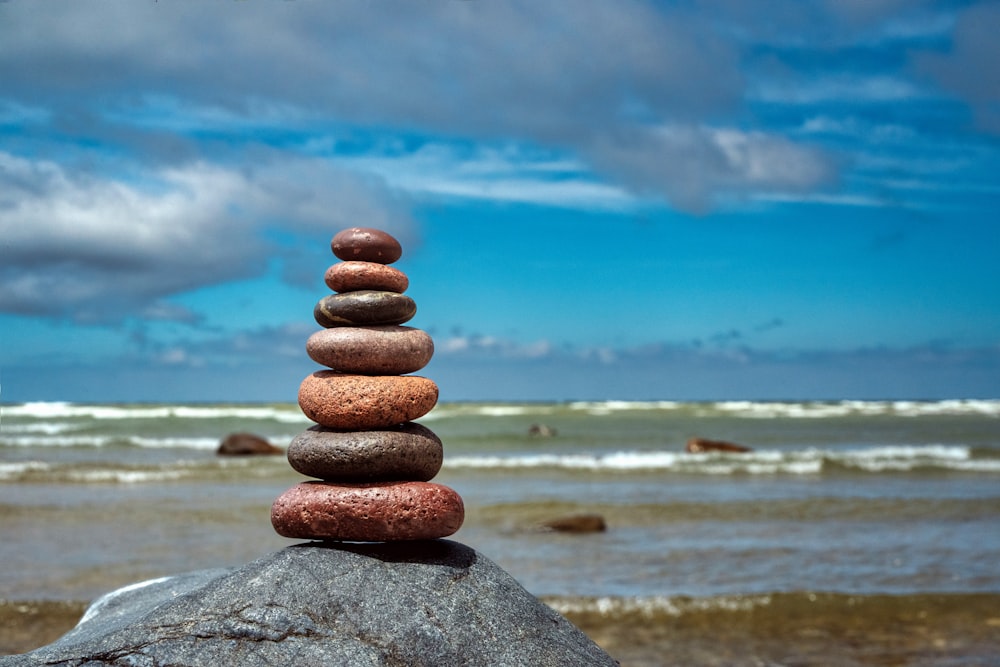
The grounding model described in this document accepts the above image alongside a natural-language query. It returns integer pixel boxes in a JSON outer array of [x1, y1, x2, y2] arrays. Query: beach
[[2, 399, 1000, 664]]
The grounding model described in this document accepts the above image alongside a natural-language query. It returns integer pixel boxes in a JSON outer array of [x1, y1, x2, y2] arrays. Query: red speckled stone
[[331, 227, 402, 264], [306, 326, 433, 375], [270, 480, 465, 541], [298, 371, 438, 429], [325, 261, 409, 294]]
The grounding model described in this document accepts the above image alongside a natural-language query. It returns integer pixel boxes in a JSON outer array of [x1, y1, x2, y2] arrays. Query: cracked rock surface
[[2, 540, 617, 666]]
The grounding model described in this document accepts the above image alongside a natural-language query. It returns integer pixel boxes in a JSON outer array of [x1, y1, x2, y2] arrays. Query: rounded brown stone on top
[[287, 422, 443, 482], [314, 291, 416, 328], [325, 261, 409, 294], [298, 371, 438, 429], [306, 326, 433, 375], [331, 227, 403, 264], [270, 480, 465, 541]]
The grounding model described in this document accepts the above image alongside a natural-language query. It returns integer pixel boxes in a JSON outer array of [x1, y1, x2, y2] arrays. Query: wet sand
[[4, 593, 1000, 665]]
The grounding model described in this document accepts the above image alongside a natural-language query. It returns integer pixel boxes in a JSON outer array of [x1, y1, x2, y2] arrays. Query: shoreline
[[5, 592, 1000, 665]]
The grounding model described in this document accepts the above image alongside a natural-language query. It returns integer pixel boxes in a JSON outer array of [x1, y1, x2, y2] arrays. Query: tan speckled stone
[[270, 480, 465, 541], [306, 326, 433, 375], [325, 261, 409, 294], [298, 371, 438, 429]]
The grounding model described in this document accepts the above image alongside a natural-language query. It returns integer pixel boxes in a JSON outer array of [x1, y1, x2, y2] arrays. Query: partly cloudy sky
[[2, 0, 999, 402]]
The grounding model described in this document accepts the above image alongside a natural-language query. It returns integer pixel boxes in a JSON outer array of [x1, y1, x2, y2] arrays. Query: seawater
[[2, 400, 1000, 662]]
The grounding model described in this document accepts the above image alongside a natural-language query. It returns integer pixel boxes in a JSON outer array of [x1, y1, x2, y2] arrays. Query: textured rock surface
[[298, 371, 438, 429], [325, 261, 409, 293], [314, 290, 416, 328], [331, 226, 403, 264], [287, 422, 443, 481], [306, 325, 434, 375], [2, 542, 617, 667], [271, 481, 464, 541]]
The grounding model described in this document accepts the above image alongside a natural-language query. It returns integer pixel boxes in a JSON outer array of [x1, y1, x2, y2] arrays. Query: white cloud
[[339, 143, 636, 211], [587, 124, 834, 211]]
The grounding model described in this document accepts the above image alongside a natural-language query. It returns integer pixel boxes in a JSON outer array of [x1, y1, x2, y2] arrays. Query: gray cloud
[[917, 2, 1000, 134], [0, 1, 838, 209], [0, 151, 413, 320]]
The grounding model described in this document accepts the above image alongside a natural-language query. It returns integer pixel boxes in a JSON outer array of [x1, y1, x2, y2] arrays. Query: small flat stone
[[325, 261, 409, 294], [331, 227, 403, 264], [314, 291, 416, 328], [306, 326, 433, 375], [287, 422, 443, 482], [298, 371, 438, 429], [270, 480, 465, 541]]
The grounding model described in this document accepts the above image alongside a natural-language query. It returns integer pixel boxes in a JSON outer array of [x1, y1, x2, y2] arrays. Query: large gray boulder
[[2, 540, 617, 666]]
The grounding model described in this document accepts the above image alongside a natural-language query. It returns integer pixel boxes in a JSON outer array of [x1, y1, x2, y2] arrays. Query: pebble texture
[[314, 291, 416, 328], [298, 371, 438, 429], [331, 227, 403, 264], [270, 481, 465, 541], [306, 325, 434, 375], [2, 542, 617, 667], [325, 261, 409, 294], [287, 422, 443, 482]]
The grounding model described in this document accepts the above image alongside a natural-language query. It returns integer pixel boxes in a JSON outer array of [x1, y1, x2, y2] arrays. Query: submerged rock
[[685, 437, 752, 454], [216, 432, 282, 456], [542, 513, 608, 533], [3, 541, 617, 667]]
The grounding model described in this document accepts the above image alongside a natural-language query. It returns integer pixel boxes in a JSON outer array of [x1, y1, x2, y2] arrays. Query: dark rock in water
[[216, 432, 282, 456], [529, 423, 558, 437], [2, 541, 617, 666], [542, 513, 607, 533], [685, 437, 752, 454]]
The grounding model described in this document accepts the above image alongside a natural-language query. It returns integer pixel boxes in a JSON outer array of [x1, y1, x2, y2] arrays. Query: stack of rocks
[[271, 227, 465, 542]]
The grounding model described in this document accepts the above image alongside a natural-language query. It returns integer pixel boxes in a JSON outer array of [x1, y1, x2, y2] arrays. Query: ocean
[[2, 399, 1000, 665]]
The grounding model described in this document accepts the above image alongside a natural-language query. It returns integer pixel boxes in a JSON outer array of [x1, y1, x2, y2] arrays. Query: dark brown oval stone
[[306, 326, 433, 375], [325, 261, 409, 294], [314, 291, 416, 328], [331, 227, 403, 264], [287, 422, 443, 482]]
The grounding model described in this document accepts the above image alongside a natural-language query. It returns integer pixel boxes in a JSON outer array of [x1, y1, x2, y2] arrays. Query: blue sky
[[2, 0, 999, 403]]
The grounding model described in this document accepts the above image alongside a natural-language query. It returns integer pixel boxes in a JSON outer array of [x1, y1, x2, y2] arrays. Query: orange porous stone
[[325, 261, 409, 294], [270, 480, 465, 541], [298, 371, 438, 429]]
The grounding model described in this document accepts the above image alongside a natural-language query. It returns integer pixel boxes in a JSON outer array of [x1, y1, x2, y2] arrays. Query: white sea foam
[[0, 461, 50, 480], [425, 403, 558, 420], [63, 469, 187, 483], [3, 401, 307, 423], [445, 444, 994, 474], [710, 399, 1000, 419], [544, 594, 773, 618], [0, 435, 117, 448], [567, 400, 681, 415]]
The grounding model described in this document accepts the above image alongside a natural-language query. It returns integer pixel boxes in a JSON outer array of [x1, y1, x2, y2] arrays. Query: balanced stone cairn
[[271, 227, 465, 542]]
